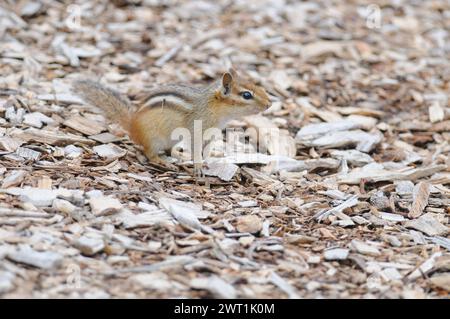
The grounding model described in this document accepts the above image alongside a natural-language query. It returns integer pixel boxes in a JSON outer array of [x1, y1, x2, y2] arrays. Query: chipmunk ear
[[228, 68, 237, 78], [222, 72, 233, 95]]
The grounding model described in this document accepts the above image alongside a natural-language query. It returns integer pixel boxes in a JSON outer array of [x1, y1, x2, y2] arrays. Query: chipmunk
[[72, 69, 271, 165]]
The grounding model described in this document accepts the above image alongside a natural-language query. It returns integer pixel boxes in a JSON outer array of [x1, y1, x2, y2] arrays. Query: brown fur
[[72, 71, 271, 163], [72, 80, 133, 130]]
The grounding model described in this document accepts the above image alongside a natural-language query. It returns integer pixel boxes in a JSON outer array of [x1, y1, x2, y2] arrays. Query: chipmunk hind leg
[[142, 140, 179, 171], [142, 141, 165, 163], [144, 148, 165, 165]]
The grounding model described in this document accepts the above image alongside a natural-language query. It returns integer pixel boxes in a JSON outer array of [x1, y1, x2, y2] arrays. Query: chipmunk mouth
[[243, 106, 263, 115]]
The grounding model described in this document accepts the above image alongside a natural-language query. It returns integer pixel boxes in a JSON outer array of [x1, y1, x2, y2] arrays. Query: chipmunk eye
[[241, 91, 253, 100]]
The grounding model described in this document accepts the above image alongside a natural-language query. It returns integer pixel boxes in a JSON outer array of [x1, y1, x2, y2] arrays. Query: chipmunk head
[[213, 69, 271, 117]]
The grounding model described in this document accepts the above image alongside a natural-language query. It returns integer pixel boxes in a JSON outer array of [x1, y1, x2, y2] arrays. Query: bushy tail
[[72, 80, 132, 130]]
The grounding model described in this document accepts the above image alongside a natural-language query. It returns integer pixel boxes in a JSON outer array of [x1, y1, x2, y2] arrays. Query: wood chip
[[0, 136, 23, 152], [270, 271, 300, 299], [330, 149, 374, 166], [93, 143, 126, 159], [1, 170, 27, 188], [324, 248, 349, 261], [89, 132, 122, 144], [405, 213, 449, 236], [117, 210, 172, 229], [23, 112, 54, 128], [15, 147, 40, 160], [299, 130, 382, 152], [11, 128, 94, 146], [159, 197, 212, 233], [301, 41, 346, 61], [3, 187, 59, 207], [37, 93, 83, 104], [429, 274, 450, 291], [190, 275, 237, 299], [236, 215, 263, 234], [408, 182, 430, 219], [336, 164, 446, 185], [89, 196, 123, 216], [408, 252, 442, 280], [428, 102, 444, 123], [7, 246, 63, 269], [296, 120, 360, 139], [64, 114, 105, 136], [1, 0, 448, 299], [202, 162, 239, 181], [244, 115, 296, 157], [0, 271, 15, 294], [73, 235, 105, 256], [131, 272, 177, 290], [350, 240, 381, 256], [315, 195, 358, 221]]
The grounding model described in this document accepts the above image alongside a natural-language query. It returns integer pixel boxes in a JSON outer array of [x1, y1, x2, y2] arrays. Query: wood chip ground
[[0, 0, 449, 298]]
